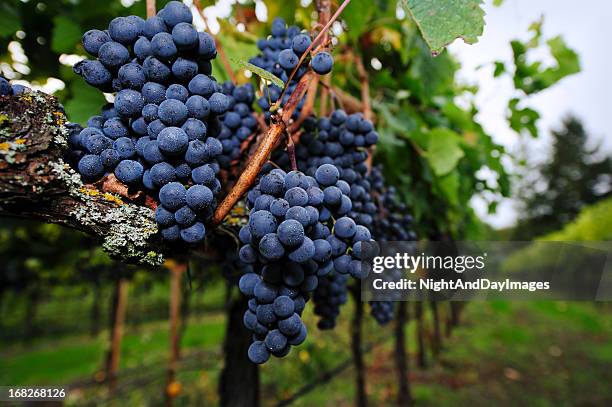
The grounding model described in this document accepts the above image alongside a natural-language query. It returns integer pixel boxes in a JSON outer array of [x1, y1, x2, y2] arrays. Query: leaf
[[64, 80, 106, 125], [343, 0, 374, 41], [508, 98, 540, 138], [263, 0, 296, 24], [0, 3, 20, 37], [52, 16, 82, 54], [493, 61, 505, 77], [437, 170, 460, 206], [541, 36, 581, 83], [426, 128, 465, 176], [231, 59, 284, 88], [400, 0, 485, 54]]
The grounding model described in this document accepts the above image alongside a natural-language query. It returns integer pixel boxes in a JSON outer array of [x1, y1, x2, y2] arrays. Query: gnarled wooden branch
[[0, 92, 165, 265], [212, 71, 315, 225]]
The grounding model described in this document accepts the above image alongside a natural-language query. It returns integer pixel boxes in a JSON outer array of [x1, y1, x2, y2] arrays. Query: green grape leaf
[[263, 0, 296, 24], [493, 61, 505, 77], [343, 0, 374, 41], [426, 127, 465, 176], [400, 0, 485, 54], [0, 3, 20, 37], [508, 98, 540, 137], [64, 80, 106, 125], [231, 59, 284, 88], [52, 16, 82, 54]]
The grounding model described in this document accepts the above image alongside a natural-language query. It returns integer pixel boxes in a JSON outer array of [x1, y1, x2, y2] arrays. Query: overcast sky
[[448, 0, 611, 228]]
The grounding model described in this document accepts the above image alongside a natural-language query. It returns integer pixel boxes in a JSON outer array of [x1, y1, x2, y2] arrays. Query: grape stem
[[285, 131, 298, 171], [274, 0, 353, 110], [193, 0, 237, 83], [288, 75, 319, 133], [212, 71, 316, 225], [146, 0, 156, 17]]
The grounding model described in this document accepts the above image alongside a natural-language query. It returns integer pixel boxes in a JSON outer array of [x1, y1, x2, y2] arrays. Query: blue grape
[[157, 126, 189, 155], [114, 159, 144, 185], [174, 205, 196, 226], [185, 185, 213, 210], [115, 89, 144, 118], [143, 56, 171, 83], [181, 222, 206, 243], [161, 1, 193, 28], [159, 182, 186, 210], [197, 32, 216, 59], [150, 162, 176, 186], [134, 36, 153, 60], [78, 155, 105, 181], [172, 57, 198, 82], [158, 99, 188, 126], [74, 60, 112, 88], [248, 341, 270, 364], [165, 84, 189, 102], [172, 22, 198, 50], [98, 41, 130, 70], [185, 95, 210, 120], [108, 16, 141, 45], [113, 137, 136, 159], [82, 29, 110, 56], [142, 82, 167, 104]]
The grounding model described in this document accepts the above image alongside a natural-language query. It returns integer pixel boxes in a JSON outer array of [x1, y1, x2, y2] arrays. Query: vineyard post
[[106, 273, 129, 390], [430, 301, 441, 357], [394, 301, 412, 406], [219, 292, 260, 407], [350, 284, 368, 407], [166, 260, 186, 406], [415, 301, 427, 369]]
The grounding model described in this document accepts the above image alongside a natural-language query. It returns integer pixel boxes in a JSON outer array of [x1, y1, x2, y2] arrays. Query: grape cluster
[[275, 110, 379, 229], [369, 300, 394, 325], [74, 1, 216, 93], [68, 1, 234, 244], [368, 165, 417, 325], [216, 82, 259, 168], [0, 77, 30, 96], [370, 165, 417, 242], [237, 164, 373, 363], [249, 17, 333, 122], [312, 272, 348, 329]]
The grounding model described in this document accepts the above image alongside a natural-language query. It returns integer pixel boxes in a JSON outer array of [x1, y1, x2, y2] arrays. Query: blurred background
[[0, 0, 611, 405]]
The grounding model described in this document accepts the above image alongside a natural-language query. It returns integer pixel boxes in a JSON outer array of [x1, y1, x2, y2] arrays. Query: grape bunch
[[312, 272, 348, 329], [274, 110, 379, 229], [216, 82, 259, 168], [249, 17, 333, 121], [0, 77, 31, 96], [237, 163, 374, 363], [368, 165, 417, 325], [370, 165, 417, 242], [369, 300, 394, 325], [74, 1, 216, 93], [68, 1, 235, 244]]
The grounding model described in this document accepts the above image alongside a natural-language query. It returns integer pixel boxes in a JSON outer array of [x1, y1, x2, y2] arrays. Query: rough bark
[[0, 92, 165, 265]]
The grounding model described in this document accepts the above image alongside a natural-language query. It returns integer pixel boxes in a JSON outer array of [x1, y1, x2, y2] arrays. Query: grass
[[1, 287, 611, 406]]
